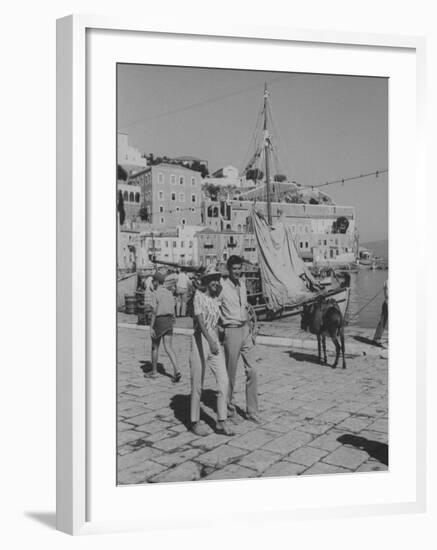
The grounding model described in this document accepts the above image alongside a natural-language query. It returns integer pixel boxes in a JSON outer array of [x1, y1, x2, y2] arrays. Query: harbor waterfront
[[117, 66, 388, 483]]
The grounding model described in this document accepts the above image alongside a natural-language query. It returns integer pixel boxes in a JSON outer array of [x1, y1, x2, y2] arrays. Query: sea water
[[346, 269, 388, 329]]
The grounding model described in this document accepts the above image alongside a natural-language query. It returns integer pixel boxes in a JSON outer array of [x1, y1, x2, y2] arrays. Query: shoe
[[191, 422, 209, 436], [144, 371, 158, 379], [216, 422, 236, 436], [246, 413, 262, 424], [172, 372, 182, 383]]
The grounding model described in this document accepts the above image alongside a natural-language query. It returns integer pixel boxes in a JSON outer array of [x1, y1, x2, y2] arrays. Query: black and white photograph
[[116, 64, 388, 485]]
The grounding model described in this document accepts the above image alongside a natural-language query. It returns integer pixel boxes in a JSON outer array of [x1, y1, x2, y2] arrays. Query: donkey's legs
[[331, 334, 340, 368], [317, 334, 322, 363], [322, 335, 327, 364], [340, 328, 346, 369]]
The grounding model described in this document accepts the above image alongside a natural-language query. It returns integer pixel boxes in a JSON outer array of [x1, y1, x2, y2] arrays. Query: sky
[[117, 64, 388, 243]]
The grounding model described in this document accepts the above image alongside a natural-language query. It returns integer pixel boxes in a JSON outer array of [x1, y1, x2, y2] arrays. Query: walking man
[[148, 272, 182, 382], [219, 255, 260, 423], [189, 268, 234, 436], [373, 279, 388, 346]]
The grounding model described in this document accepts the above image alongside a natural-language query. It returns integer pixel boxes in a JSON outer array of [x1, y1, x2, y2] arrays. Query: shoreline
[[118, 312, 388, 358]]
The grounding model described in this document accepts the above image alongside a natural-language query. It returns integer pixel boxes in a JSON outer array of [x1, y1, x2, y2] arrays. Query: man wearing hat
[[189, 267, 235, 436], [148, 271, 181, 382]]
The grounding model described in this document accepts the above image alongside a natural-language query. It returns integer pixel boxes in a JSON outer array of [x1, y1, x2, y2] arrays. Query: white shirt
[[176, 271, 190, 291], [218, 277, 248, 326]]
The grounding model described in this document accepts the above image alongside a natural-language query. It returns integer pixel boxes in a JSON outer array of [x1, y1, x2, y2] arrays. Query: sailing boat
[[244, 84, 351, 322]]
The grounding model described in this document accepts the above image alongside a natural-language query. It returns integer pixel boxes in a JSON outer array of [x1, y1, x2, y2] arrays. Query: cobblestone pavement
[[117, 326, 388, 485]]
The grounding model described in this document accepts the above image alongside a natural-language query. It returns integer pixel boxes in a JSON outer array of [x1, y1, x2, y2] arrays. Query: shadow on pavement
[[169, 393, 216, 432], [353, 335, 381, 347], [337, 434, 388, 465], [139, 360, 173, 379], [286, 350, 328, 366], [24, 512, 56, 530]]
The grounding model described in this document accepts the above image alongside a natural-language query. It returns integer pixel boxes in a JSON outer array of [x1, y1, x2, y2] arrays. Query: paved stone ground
[[117, 326, 388, 485]]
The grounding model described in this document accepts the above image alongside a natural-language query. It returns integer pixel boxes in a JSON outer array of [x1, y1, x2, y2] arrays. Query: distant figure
[[144, 274, 154, 292], [143, 280, 155, 326], [373, 279, 388, 346], [147, 272, 181, 382], [176, 270, 190, 317]]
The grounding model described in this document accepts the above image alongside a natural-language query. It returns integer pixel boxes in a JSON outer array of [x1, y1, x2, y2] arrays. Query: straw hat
[[200, 265, 223, 283]]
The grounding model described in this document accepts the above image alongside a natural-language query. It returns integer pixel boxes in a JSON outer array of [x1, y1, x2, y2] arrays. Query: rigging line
[[240, 101, 264, 174], [267, 102, 294, 179], [345, 288, 383, 323], [120, 75, 289, 131], [301, 169, 388, 189]]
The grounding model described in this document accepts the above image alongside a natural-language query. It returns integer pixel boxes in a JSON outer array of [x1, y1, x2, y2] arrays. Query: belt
[[224, 322, 247, 328]]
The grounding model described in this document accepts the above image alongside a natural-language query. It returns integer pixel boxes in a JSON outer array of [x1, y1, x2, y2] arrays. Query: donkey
[[301, 296, 346, 369]]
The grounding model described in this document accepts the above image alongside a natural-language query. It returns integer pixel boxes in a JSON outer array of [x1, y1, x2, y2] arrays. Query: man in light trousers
[[189, 268, 235, 436], [219, 255, 260, 423]]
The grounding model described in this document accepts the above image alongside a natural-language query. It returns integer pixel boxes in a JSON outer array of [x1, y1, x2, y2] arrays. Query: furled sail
[[251, 208, 317, 310]]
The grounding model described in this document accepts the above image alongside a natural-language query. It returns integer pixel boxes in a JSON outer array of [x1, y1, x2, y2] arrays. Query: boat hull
[[250, 286, 351, 321]]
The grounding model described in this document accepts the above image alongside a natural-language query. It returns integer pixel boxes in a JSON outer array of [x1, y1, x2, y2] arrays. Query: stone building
[[201, 198, 356, 264], [129, 163, 202, 228]]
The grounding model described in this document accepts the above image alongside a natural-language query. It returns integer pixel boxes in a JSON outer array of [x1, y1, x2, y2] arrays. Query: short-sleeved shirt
[[193, 290, 221, 333], [176, 272, 190, 292], [218, 277, 248, 326], [150, 286, 175, 316]]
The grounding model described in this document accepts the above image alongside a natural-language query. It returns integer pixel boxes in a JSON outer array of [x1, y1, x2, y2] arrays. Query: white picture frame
[[56, 14, 427, 535]]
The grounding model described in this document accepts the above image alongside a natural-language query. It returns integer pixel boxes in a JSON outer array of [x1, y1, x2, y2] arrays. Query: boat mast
[[263, 83, 272, 225]]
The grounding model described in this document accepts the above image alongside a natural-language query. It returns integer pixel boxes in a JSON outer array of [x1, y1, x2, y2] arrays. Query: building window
[[123, 191, 128, 201], [171, 192, 176, 201], [129, 192, 134, 202], [324, 240, 327, 246], [179, 192, 185, 202], [191, 194, 197, 203], [305, 242, 309, 248], [158, 191, 164, 200], [189, 241, 193, 248], [158, 173, 164, 184], [173, 241, 177, 248], [170, 174, 176, 185], [160, 217, 165, 224], [159, 205, 164, 213], [179, 176, 185, 185], [191, 177, 196, 186], [299, 242, 303, 248], [181, 241, 185, 248], [135, 192, 140, 203], [181, 219, 186, 225], [165, 241, 169, 248], [176, 207, 180, 212]]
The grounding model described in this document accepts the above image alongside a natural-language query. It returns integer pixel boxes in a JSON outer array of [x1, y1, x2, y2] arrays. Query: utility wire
[[300, 169, 388, 189], [120, 75, 290, 131]]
